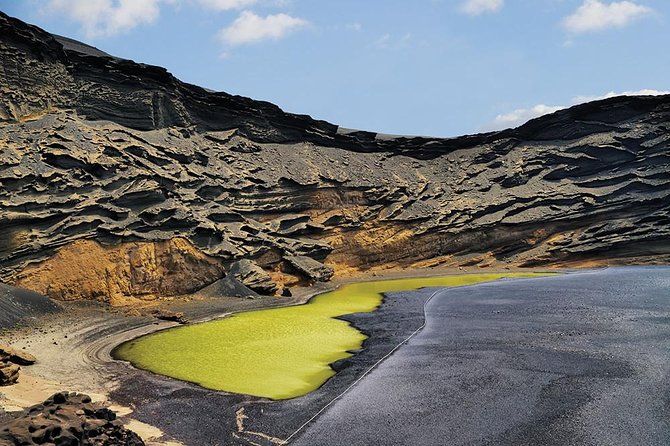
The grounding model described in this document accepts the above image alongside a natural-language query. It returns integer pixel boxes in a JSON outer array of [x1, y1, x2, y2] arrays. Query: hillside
[[1, 12, 669, 303]]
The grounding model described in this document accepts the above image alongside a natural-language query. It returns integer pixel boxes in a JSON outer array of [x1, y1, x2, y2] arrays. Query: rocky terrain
[[0, 392, 145, 445], [1, 12, 669, 304]]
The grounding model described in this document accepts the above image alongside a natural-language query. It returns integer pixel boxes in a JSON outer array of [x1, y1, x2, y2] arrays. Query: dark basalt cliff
[[1, 12, 669, 303]]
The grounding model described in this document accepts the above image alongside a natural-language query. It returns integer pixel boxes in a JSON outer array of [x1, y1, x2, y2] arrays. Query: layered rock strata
[[1, 12, 669, 302]]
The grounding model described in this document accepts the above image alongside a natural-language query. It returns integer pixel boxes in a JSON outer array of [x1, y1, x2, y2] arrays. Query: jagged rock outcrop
[[229, 259, 278, 295], [0, 12, 669, 302], [0, 392, 145, 445], [285, 256, 335, 283]]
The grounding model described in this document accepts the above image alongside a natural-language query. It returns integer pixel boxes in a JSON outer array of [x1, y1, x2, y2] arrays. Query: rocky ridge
[[1, 12, 669, 303]]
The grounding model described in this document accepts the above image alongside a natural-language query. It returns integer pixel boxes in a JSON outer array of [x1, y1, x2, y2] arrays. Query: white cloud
[[196, 0, 258, 10], [563, 0, 652, 33], [489, 89, 669, 130], [218, 11, 308, 46], [572, 89, 670, 103], [373, 32, 412, 50], [460, 0, 504, 16], [43, 0, 164, 38], [492, 104, 565, 129]]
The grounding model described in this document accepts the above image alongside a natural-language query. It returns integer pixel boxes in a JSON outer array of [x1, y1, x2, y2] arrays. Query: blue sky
[[1, 0, 668, 137]]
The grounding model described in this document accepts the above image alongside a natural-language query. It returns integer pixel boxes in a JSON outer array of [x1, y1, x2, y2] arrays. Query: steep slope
[[1, 12, 669, 303]]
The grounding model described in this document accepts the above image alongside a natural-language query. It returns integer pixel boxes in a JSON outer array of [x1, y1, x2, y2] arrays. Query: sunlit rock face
[[1, 12, 669, 302]]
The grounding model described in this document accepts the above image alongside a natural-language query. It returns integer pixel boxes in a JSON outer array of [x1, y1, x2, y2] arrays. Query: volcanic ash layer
[[1, 12, 669, 303]]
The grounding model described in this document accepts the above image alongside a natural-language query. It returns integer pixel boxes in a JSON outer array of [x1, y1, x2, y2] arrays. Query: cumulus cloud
[[43, 0, 163, 37], [460, 0, 504, 16], [218, 11, 308, 46], [563, 0, 652, 33], [489, 89, 670, 130]]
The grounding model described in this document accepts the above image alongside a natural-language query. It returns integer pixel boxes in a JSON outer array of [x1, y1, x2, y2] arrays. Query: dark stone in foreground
[[0, 392, 145, 445], [292, 267, 670, 446]]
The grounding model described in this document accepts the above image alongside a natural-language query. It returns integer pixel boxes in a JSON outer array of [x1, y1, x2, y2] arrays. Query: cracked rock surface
[[1, 12, 669, 302]]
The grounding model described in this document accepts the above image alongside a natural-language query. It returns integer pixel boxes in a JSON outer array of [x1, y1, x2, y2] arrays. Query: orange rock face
[[14, 238, 224, 305]]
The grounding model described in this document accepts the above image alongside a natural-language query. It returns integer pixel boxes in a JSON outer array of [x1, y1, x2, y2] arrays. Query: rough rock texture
[[151, 309, 188, 324], [285, 256, 335, 283], [0, 362, 20, 386], [0, 392, 145, 445], [13, 238, 224, 305], [229, 259, 278, 295], [0, 345, 35, 386], [0, 344, 36, 366], [1, 12, 669, 302]]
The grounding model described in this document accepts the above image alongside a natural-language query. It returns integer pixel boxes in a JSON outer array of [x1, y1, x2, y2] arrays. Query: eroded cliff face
[[14, 239, 224, 305], [1, 12, 669, 303]]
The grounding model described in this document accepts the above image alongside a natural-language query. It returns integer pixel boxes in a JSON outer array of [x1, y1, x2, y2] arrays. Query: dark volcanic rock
[[0, 392, 145, 445], [285, 256, 335, 282], [0, 12, 669, 301], [229, 259, 278, 295], [151, 309, 188, 325]]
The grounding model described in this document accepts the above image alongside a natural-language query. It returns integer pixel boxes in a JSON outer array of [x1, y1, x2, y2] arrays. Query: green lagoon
[[113, 273, 551, 400]]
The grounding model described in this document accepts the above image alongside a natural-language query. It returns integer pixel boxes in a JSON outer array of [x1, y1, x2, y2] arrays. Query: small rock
[[151, 310, 189, 324]]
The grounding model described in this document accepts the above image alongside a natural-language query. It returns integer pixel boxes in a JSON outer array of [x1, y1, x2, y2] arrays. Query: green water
[[113, 273, 552, 400]]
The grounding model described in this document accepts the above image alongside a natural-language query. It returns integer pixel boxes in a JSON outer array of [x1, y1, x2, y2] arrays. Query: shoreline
[[1, 266, 583, 444]]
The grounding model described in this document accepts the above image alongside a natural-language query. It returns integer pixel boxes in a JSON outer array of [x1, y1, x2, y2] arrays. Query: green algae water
[[113, 273, 552, 400]]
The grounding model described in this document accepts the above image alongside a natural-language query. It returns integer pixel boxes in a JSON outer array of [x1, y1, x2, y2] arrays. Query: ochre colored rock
[[0, 344, 36, 365], [14, 239, 224, 305], [0, 361, 20, 386]]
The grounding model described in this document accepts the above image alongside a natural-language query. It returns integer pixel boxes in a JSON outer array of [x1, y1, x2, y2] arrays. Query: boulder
[[229, 259, 278, 295], [284, 256, 334, 282], [0, 392, 145, 445], [151, 309, 189, 325], [0, 361, 20, 386], [0, 344, 36, 366]]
